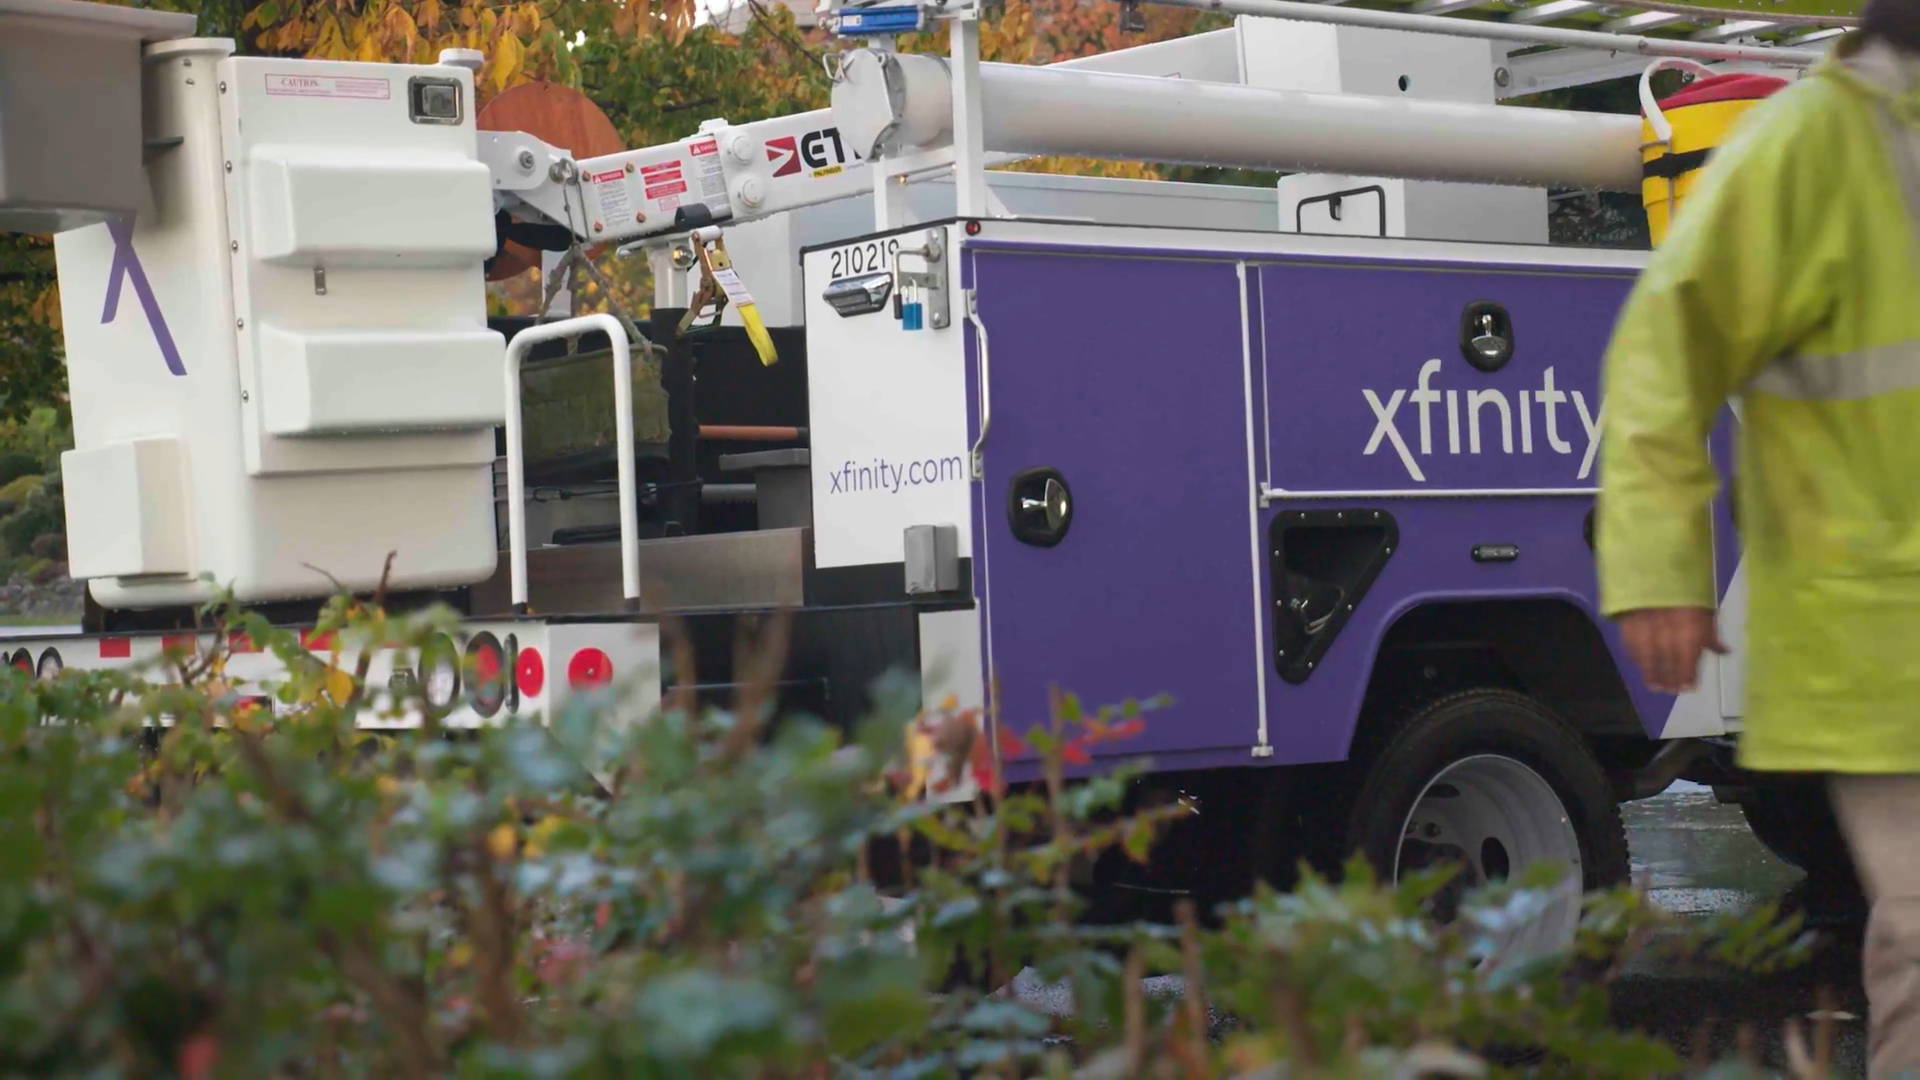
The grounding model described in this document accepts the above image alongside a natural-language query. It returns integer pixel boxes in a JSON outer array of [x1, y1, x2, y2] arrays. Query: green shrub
[[0, 453, 41, 491], [0, 407, 70, 570], [0, 599, 1817, 1078], [0, 479, 61, 565]]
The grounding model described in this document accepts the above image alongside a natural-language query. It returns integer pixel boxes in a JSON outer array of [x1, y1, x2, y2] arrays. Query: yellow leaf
[[385, 5, 419, 52], [491, 32, 524, 93], [525, 814, 565, 858], [376, 775, 399, 798], [486, 823, 517, 860], [447, 940, 474, 968], [418, 0, 442, 31], [324, 665, 354, 706], [900, 723, 933, 802]]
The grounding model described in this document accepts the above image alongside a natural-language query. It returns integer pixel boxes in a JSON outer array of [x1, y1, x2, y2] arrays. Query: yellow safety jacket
[[1598, 39, 1920, 774]]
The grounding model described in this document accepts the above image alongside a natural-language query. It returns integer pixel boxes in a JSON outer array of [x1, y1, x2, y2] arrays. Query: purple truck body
[[956, 237, 1725, 781]]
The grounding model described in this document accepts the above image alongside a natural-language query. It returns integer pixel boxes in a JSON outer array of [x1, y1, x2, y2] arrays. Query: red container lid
[[1659, 72, 1789, 110]]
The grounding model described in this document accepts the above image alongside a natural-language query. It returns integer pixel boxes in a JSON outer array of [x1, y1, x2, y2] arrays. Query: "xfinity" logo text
[[828, 454, 967, 496], [1363, 360, 1600, 483]]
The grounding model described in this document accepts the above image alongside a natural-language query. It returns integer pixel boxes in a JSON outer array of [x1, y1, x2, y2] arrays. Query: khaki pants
[[1830, 775, 1920, 1079]]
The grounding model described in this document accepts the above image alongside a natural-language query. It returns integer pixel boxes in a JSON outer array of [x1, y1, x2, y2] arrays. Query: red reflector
[[567, 647, 612, 689], [299, 629, 336, 651], [474, 646, 501, 685], [161, 634, 197, 656], [9, 650, 28, 674], [517, 647, 546, 697], [99, 638, 132, 660]]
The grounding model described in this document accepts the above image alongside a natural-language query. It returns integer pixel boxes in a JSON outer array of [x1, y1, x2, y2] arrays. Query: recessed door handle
[[1007, 467, 1072, 547]]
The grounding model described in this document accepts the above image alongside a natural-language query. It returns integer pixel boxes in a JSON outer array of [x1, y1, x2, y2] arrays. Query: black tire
[[1735, 775, 1865, 924], [1339, 689, 1631, 894], [1735, 775, 1853, 877]]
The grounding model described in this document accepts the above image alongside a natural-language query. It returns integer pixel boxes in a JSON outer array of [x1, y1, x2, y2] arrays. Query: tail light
[[464, 631, 507, 718]]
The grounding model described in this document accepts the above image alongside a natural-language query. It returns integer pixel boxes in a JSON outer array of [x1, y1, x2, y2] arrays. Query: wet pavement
[[1615, 781, 1869, 1075]]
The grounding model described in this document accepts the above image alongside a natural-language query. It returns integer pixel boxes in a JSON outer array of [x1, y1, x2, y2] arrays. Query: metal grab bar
[[503, 313, 640, 612]]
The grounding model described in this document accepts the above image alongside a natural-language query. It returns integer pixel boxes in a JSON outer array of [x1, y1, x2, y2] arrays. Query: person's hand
[[1616, 607, 1726, 694]]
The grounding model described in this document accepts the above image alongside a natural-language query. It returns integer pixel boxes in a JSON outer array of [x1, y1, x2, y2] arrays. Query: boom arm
[[476, 27, 1263, 250]]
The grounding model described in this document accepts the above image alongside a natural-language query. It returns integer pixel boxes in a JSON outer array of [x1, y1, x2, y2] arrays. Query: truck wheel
[[1342, 690, 1631, 959]]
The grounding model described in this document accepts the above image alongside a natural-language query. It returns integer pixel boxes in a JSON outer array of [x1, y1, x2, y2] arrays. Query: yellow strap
[[699, 239, 779, 367]]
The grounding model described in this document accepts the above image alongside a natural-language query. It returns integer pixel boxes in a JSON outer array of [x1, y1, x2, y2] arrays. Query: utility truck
[[0, 0, 1855, 944]]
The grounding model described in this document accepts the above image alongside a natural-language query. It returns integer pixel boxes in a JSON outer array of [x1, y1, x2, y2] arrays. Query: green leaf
[[633, 971, 789, 1062], [815, 952, 928, 1056]]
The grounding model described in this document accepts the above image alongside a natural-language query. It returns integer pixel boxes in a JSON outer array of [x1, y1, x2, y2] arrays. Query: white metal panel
[[54, 41, 248, 608], [1238, 18, 1501, 104], [1055, 25, 1242, 82], [259, 325, 504, 435], [918, 607, 986, 803], [1403, 181, 1549, 244], [61, 438, 195, 579], [545, 621, 663, 730], [246, 148, 495, 266], [1716, 561, 1747, 720], [1237, 19, 1344, 93], [804, 224, 973, 570], [919, 608, 985, 716]]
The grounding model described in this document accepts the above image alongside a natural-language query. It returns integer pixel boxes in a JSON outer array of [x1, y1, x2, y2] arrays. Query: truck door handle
[[1007, 467, 1072, 547]]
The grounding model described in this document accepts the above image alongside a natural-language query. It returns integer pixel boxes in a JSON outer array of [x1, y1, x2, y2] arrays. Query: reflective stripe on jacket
[[1598, 39, 1920, 774]]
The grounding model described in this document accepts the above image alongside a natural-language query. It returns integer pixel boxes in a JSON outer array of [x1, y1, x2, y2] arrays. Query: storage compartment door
[[973, 249, 1263, 766]]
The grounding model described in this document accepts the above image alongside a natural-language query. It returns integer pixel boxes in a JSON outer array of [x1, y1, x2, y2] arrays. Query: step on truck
[[0, 0, 1848, 950]]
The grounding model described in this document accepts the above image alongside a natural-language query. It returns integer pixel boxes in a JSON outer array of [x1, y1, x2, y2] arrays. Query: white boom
[[486, 0, 1821, 256], [832, 51, 1647, 193]]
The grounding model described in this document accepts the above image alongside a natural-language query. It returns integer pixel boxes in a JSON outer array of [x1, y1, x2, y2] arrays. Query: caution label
[[592, 172, 633, 224], [712, 266, 756, 309], [688, 136, 729, 206]]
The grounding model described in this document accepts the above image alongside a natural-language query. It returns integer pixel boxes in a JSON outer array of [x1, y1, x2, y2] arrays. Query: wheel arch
[[1339, 594, 1643, 766]]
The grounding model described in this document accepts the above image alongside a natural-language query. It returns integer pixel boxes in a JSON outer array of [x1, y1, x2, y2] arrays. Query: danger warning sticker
[[642, 160, 687, 201], [264, 74, 391, 100]]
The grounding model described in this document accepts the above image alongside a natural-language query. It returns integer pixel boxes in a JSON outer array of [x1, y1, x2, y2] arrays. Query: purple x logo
[[101, 216, 186, 377]]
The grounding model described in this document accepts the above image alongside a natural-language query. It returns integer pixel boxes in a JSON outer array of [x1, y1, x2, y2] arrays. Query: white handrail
[[502, 313, 640, 612]]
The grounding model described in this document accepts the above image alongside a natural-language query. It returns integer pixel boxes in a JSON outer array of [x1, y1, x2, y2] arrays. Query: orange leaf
[[177, 1033, 219, 1080]]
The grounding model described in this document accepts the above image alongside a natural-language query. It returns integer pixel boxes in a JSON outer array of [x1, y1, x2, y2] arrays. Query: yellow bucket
[[1640, 59, 1788, 246]]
